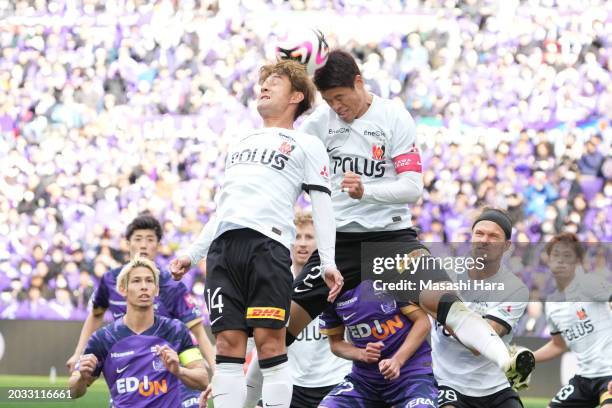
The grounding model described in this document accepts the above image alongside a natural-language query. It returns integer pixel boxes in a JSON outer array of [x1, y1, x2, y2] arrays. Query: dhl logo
[[246, 307, 285, 321], [347, 314, 404, 340], [117, 376, 167, 397]]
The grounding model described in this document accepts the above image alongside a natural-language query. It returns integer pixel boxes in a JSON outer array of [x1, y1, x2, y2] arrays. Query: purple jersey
[[319, 281, 433, 383], [81, 315, 202, 408], [92, 266, 202, 327]]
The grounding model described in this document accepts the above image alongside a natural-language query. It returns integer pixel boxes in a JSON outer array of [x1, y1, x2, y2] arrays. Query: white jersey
[[431, 269, 529, 397], [288, 316, 352, 388], [300, 95, 421, 232], [213, 127, 330, 249], [544, 274, 612, 378]]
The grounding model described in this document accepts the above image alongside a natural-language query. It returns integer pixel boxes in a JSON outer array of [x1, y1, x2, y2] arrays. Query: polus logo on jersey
[[246, 307, 285, 321], [228, 148, 289, 171], [372, 144, 385, 160], [116, 375, 168, 397], [347, 314, 404, 340]]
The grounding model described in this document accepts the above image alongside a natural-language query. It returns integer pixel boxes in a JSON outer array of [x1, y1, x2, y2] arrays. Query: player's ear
[[353, 75, 365, 90], [504, 240, 512, 253], [289, 91, 304, 104], [118, 283, 127, 297]]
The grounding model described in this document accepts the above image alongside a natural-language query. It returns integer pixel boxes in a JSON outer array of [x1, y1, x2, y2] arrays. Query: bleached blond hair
[[116, 256, 160, 293]]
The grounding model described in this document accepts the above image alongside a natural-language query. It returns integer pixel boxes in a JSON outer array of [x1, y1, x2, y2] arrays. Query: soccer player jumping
[[287, 49, 534, 386], [171, 60, 342, 408]]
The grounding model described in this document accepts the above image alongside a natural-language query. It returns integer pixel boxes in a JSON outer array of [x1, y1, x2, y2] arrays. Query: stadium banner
[[361, 242, 611, 303]]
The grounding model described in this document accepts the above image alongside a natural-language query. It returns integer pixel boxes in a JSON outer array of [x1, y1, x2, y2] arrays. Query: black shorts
[[290, 384, 336, 408], [292, 228, 450, 318], [438, 385, 523, 408], [549, 374, 612, 408], [205, 228, 292, 334]]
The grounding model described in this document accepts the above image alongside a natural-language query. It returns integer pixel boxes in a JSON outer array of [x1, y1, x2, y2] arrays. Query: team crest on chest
[[372, 144, 385, 160]]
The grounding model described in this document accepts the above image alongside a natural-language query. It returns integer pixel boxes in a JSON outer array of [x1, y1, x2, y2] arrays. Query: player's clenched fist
[[341, 171, 364, 199], [379, 357, 401, 381], [361, 341, 384, 364], [170, 256, 191, 281], [77, 354, 98, 380], [156, 345, 180, 375]]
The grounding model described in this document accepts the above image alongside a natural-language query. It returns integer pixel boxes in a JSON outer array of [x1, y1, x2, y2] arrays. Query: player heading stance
[[533, 232, 612, 408], [287, 49, 534, 386], [318, 280, 436, 407], [171, 60, 342, 408], [69, 257, 208, 407], [244, 212, 351, 407], [433, 208, 530, 408], [66, 214, 214, 407]]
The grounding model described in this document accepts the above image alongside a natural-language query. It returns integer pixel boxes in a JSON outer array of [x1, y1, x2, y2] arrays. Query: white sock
[[445, 301, 511, 371], [211, 362, 247, 408], [244, 353, 263, 408], [261, 359, 292, 408]]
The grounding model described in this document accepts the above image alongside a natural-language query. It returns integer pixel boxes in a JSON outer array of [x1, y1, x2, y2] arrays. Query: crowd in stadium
[[0, 0, 610, 336]]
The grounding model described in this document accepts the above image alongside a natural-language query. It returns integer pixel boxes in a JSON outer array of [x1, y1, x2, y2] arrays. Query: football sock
[[444, 300, 511, 371], [260, 355, 292, 408], [212, 357, 246, 408]]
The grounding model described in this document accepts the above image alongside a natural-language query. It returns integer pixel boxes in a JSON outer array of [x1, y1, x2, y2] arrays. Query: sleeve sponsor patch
[[393, 151, 422, 174]]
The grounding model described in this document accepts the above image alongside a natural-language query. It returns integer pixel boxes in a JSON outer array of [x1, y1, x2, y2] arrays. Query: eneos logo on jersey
[[116, 375, 168, 397], [246, 307, 285, 321], [347, 314, 404, 340]]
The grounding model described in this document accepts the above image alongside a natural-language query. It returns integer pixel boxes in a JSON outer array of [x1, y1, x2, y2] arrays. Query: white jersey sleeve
[[302, 136, 331, 194], [485, 300, 528, 335], [388, 104, 422, 175], [545, 303, 562, 335]]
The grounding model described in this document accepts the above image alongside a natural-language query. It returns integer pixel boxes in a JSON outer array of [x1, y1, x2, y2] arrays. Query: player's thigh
[[290, 384, 335, 408], [549, 375, 599, 408], [318, 376, 385, 408], [389, 374, 437, 408], [205, 238, 248, 334], [437, 386, 471, 408], [246, 237, 293, 330]]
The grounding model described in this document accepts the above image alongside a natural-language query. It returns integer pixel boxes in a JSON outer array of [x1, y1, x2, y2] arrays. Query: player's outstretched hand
[[379, 357, 401, 381], [199, 384, 213, 407], [323, 266, 344, 302], [170, 256, 191, 281], [341, 171, 364, 199], [361, 341, 384, 364], [157, 345, 180, 376], [77, 354, 98, 381], [66, 354, 78, 372]]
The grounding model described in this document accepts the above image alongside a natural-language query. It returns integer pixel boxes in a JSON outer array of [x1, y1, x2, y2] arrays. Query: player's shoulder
[[373, 95, 414, 121], [156, 315, 189, 336], [498, 270, 529, 300], [284, 128, 327, 153]]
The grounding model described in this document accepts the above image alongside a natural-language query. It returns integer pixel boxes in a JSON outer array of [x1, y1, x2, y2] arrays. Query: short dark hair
[[314, 49, 361, 91], [545, 232, 584, 261], [125, 214, 163, 242], [259, 60, 315, 120]]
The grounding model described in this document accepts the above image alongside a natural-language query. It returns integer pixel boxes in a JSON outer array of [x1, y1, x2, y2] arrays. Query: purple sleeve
[[91, 275, 109, 310], [158, 271, 201, 326], [81, 331, 106, 377], [319, 304, 344, 335]]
